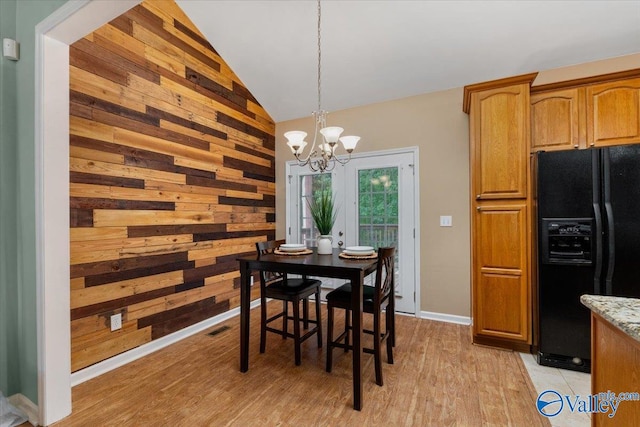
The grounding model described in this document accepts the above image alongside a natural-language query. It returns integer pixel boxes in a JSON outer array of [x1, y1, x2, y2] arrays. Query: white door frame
[[285, 147, 421, 315], [35, 1, 140, 424]]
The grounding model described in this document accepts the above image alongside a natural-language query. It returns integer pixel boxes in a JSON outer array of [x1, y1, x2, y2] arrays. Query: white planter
[[317, 235, 333, 254]]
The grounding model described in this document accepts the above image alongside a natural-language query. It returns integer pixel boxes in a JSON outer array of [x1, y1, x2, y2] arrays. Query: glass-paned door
[[287, 149, 417, 314], [344, 152, 415, 314], [287, 168, 345, 292]]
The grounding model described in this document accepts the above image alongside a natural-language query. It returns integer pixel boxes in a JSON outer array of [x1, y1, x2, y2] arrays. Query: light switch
[[439, 215, 452, 227]]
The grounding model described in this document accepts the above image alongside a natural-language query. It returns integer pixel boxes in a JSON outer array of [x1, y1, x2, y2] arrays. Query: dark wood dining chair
[[256, 240, 323, 366], [325, 246, 396, 386]]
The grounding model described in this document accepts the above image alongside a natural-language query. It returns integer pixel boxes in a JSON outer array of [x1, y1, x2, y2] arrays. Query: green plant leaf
[[306, 190, 338, 235]]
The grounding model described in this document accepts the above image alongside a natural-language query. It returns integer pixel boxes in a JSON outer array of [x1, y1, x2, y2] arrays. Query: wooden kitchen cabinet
[[471, 83, 530, 199], [587, 77, 640, 147], [473, 202, 530, 343], [464, 73, 536, 350], [590, 311, 640, 426], [531, 88, 586, 151]]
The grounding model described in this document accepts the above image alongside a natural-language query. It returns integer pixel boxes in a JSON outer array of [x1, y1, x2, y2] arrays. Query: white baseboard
[[70, 299, 261, 386], [420, 310, 472, 325], [8, 393, 39, 426]]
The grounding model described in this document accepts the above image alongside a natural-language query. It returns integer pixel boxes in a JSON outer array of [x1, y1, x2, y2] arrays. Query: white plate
[[279, 244, 307, 252], [343, 249, 375, 256], [344, 246, 374, 253]]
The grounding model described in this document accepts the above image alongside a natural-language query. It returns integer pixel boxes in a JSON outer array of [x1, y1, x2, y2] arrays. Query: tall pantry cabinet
[[463, 73, 538, 351]]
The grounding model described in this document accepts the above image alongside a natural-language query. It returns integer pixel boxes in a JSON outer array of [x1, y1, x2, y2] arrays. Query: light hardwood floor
[[51, 302, 549, 426]]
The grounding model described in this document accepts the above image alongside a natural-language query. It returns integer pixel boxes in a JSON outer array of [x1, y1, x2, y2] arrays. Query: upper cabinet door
[[471, 84, 529, 200], [587, 78, 640, 147], [531, 88, 585, 152]]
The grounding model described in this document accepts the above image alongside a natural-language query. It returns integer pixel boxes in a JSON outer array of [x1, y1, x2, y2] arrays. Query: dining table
[[237, 247, 378, 410]]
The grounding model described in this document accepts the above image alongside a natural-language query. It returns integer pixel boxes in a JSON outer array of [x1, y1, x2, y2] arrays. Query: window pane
[[358, 167, 399, 249]]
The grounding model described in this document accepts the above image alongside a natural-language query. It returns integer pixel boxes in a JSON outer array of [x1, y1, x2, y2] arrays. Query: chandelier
[[284, 0, 360, 173]]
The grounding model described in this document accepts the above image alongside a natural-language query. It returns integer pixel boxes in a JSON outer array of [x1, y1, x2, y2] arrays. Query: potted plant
[[307, 190, 338, 254]]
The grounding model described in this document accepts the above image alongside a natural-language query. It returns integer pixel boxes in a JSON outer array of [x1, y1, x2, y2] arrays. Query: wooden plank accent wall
[[69, 0, 274, 372]]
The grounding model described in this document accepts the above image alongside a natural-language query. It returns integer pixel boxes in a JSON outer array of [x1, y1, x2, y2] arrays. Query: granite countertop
[[581, 295, 640, 343]]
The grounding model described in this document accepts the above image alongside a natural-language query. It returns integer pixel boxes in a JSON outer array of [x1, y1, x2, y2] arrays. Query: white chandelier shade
[[339, 135, 360, 152], [284, 131, 307, 155], [319, 126, 343, 144]]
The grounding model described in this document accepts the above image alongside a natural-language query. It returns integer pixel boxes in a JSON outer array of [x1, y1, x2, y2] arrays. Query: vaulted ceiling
[[177, 0, 640, 122]]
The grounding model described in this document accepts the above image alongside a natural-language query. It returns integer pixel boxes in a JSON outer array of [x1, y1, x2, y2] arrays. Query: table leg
[[351, 271, 364, 410], [240, 260, 251, 372]]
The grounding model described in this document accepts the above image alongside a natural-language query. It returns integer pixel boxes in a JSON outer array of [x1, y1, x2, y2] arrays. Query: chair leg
[[326, 304, 333, 373], [391, 311, 396, 348], [293, 299, 302, 366], [303, 298, 309, 330], [344, 308, 350, 352], [315, 288, 322, 348], [373, 311, 383, 386], [386, 308, 394, 364], [390, 299, 396, 348], [260, 294, 267, 353], [282, 300, 288, 340]]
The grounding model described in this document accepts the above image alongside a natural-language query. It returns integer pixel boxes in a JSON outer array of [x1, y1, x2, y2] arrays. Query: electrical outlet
[[110, 313, 122, 331]]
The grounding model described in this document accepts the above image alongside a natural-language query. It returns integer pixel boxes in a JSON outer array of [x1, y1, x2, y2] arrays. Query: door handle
[[338, 241, 344, 247], [338, 231, 344, 237]]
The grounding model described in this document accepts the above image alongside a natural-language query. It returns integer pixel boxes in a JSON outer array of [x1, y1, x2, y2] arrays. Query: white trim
[[411, 147, 421, 316], [71, 299, 261, 386], [36, 31, 72, 427], [420, 310, 472, 326], [7, 394, 39, 426], [33, 0, 89, 39], [34, 0, 141, 44], [35, 1, 141, 425]]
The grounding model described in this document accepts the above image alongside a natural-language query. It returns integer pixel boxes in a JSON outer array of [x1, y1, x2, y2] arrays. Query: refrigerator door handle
[[592, 150, 603, 295], [604, 202, 615, 294], [602, 148, 615, 295]]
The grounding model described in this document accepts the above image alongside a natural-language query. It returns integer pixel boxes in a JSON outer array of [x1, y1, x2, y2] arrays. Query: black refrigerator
[[537, 144, 640, 373]]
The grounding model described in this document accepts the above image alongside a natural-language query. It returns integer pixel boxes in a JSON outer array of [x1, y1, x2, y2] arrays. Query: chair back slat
[[375, 247, 395, 304], [256, 239, 286, 285]]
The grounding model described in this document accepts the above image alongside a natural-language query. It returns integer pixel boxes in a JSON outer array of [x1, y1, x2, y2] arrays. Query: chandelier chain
[[317, 0, 322, 113]]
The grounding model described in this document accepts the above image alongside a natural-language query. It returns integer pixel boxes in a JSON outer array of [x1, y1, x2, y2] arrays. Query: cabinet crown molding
[[531, 68, 640, 94], [463, 72, 538, 114]]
